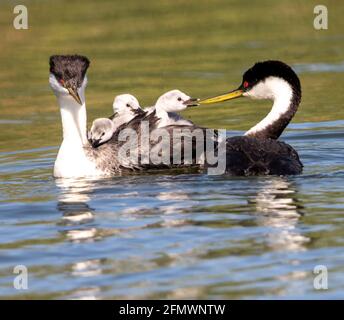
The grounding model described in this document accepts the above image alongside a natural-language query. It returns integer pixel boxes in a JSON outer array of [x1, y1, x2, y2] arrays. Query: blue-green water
[[1, 122, 344, 299], [1, 0, 344, 299]]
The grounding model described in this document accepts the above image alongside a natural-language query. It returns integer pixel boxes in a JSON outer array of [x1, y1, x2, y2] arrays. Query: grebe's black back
[[200, 60, 303, 175], [50, 56, 302, 177]]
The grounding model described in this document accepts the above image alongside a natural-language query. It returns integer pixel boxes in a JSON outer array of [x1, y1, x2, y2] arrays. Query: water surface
[[1, 122, 344, 299], [0, 0, 344, 299]]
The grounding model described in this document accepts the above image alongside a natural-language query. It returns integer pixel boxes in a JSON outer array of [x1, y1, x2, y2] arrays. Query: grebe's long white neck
[[244, 77, 300, 140], [58, 94, 87, 145], [50, 68, 99, 178], [199, 60, 302, 140], [54, 87, 98, 178]]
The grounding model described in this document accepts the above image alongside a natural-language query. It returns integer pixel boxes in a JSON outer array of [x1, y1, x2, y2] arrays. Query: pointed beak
[[183, 98, 200, 107], [199, 88, 244, 104], [91, 139, 101, 148], [135, 108, 146, 115], [67, 86, 82, 105], [109, 112, 118, 120]]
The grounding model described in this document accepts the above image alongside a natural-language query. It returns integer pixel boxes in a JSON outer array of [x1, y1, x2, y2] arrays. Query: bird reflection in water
[[56, 178, 97, 242], [249, 178, 311, 296], [120, 189, 191, 228], [250, 177, 309, 252], [56, 178, 102, 300]]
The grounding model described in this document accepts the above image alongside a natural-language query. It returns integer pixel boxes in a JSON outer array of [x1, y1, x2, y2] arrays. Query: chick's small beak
[[136, 108, 146, 115], [109, 113, 118, 120], [91, 139, 101, 148], [199, 88, 244, 104], [67, 86, 82, 105], [183, 98, 200, 107]]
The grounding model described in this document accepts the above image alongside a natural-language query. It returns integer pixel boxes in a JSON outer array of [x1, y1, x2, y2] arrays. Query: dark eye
[[177, 97, 182, 101], [101, 132, 105, 137], [126, 103, 130, 107]]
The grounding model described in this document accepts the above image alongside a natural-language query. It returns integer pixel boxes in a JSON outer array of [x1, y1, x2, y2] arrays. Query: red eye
[[59, 79, 64, 85], [243, 81, 249, 88]]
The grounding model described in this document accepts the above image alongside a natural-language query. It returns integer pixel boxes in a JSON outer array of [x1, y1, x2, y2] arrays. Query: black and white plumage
[[49, 56, 302, 178], [199, 60, 303, 175], [49, 55, 199, 177], [242, 60, 301, 140]]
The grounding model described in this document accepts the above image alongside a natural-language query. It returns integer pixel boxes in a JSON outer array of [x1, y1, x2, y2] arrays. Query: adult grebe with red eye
[[195, 60, 303, 175]]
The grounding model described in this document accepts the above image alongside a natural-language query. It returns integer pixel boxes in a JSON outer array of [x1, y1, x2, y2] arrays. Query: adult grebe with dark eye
[[200, 60, 303, 175], [49, 55, 302, 178], [49, 55, 201, 178]]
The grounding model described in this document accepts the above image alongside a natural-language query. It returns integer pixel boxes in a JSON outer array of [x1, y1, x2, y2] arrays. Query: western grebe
[[50, 55, 302, 178], [200, 60, 303, 175], [49, 55, 199, 177], [88, 94, 143, 147], [200, 60, 301, 140], [49, 55, 103, 177]]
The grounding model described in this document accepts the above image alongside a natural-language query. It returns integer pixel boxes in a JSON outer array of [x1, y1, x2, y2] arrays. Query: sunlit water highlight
[[1, 121, 344, 299], [1, 0, 344, 300]]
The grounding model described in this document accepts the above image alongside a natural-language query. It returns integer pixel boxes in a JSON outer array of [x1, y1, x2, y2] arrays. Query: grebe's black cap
[[49, 55, 90, 88], [241, 60, 301, 93], [49, 55, 90, 104]]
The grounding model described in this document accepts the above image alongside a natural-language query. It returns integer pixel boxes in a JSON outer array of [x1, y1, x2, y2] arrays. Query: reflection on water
[[56, 179, 97, 242], [251, 178, 309, 252], [56, 178, 92, 203], [55, 179, 103, 299], [71, 259, 102, 279], [1, 0, 344, 299], [249, 179, 311, 297], [68, 287, 102, 300], [1, 123, 344, 299]]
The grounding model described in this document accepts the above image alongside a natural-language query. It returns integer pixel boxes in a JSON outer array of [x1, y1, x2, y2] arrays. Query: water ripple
[[0, 122, 344, 299]]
